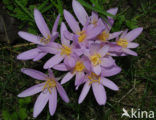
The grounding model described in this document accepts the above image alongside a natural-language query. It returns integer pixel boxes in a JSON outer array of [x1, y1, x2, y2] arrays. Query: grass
[[0, 0, 156, 119]]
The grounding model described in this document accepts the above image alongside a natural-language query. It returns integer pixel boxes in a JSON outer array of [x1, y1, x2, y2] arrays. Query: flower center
[[88, 72, 101, 85], [97, 31, 109, 42], [90, 53, 101, 66], [74, 61, 85, 72], [40, 34, 51, 44], [116, 38, 128, 48], [60, 45, 71, 56], [42, 78, 56, 94], [91, 18, 98, 26], [77, 30, 86, 43]]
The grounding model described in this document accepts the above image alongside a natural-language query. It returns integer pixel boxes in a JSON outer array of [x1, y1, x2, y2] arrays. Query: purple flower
[[63, 1, 104, 48], [78, 71, 120, 105], [17, 9, 60, 61], [116, 27, 143, 56], [84, 43, 115, 75], [53, 56, 89, 89], [39, 22, 83, 69], [18, 68, 69, 118], [92, 8, 122, 43]]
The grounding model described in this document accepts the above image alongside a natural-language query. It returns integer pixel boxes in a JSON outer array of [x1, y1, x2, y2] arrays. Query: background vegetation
[[0, 0, 156, 119]]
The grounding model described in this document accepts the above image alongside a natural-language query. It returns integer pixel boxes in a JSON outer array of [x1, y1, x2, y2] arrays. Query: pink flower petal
[[18, 83, 44, 97], [64, 9, 80, 33], [92, 83, 106, 105], [98, 45, 109, 57], [61, 72, 75, 84], [101, 57, 114, 68], [18, 31, 44, 45], [17, 48, 40, 60], [101, 66, 121, 77], [38, 46, 59, 54], [93, 65, 101, 75], [53, 63, 68, 71], [33, 52, 47, 61], [56, 82, 69, 103], [78, 81, 91, 104], [123, 48, 138, 56], [124, 27, 143, 41], [72, 0, 88, 26], [21, 68, 47, 80], [61, 22, 70, 46], [44, 54, 64, 69], [34, 9, 50, 38], [64, 56, 76, 68], [127, 42, 139, 48], [52, 14, 60, 33], [100, 78, 119, 91], [33, 92, 49, 118], [108, 31, 122, 40], [75, 72, 85, 86], [49, 88, 57, 116]]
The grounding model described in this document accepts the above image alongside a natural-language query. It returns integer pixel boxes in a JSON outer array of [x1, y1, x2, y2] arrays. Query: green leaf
[[18, 108, 27, 120], [2, 110, 10, 120], [77, 0, 115, 18]]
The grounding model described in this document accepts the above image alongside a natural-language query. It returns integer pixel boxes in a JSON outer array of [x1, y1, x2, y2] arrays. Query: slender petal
[[75, 72, 85, 86], [38, 46, 58, 54], [100, 78, 119, 91], [93, 65, 101, 75], [18, 83, 44, 97], [21, 68, 47, 80], [64, 56, 76, 68], [61, 22, 70, 45], [101, 66, 121, 77], [61, 72, 75, 84], [18, 31, 44, 45], [48, 69, 54, 78], [101, 57, 114, 68], [17, 48, 40, 60], [52, 14, 60, 33], [44, 54, 64, 69], [127, 42, 139, 48], [72, 0, 88, 26], [64, 10, 80, 33], [33, 92, 49, 118], [92, 83, 106, 105], [33, 52, 47, 61], [124, 27, 143, 41], [49, 88, 57, 116], [53, 63, 68, 71], [86, 20, 103, 39], [123, 48, 138, 56], [108, 31, 122, 40], [78, 81, 91, 104], [107, 8, 118, 16], [98, 45, 109, 57], [56, 82, 69, 103], [34, 9, 50, 38]]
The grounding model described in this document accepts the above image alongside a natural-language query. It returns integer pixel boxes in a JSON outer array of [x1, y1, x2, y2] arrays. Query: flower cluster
[[17, 0, 143, 118]]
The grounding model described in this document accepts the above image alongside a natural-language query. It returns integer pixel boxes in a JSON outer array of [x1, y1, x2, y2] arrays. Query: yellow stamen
[[77, 30, 86, 43], [116, 38, 128, 48], [91, 18, 98, 26], [60, 45, 71, 56], [90, 53, 101, 66], [40, 34, 51, 44], [97, 31, 109, 42], [42, 78, 56, 94], [88, 72, 101, 85], [74, 61, 85, 72]]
